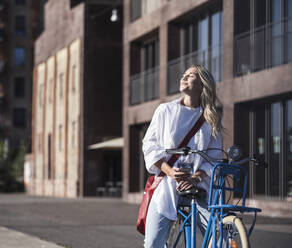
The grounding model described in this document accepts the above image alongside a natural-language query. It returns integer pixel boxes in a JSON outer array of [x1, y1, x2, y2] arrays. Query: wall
[[31, 0, 84, 197]]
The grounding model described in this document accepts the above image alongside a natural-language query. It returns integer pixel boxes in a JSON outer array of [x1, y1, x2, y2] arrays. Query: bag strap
[[158, 113, 205, 177]]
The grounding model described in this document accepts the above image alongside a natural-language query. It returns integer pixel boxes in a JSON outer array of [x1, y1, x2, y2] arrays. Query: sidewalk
[[0, 226, 63, 248]]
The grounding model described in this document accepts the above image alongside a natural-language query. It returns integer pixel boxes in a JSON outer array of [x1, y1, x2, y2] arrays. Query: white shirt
[[142, 98, 222, 220]]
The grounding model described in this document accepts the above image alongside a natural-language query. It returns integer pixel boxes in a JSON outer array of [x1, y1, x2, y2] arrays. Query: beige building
[[33, 40, 81, 197], [31, 0, 123, 197], [122, 0, 292, 215]]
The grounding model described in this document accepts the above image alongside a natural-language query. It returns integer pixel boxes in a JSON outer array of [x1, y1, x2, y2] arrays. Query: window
[[39, 84, 43, 107], [143, 39, 159, 71], [130, 0, 141, 21], [129, 36, 160, 105], [58, 124, 63, 150], [234, 0, 292, 76], [72, 65, 76, 92], [38, 133, 41, 152], [15, 15, 26, 36], [168, 4, 223, 94], [14, 77, 25, 97], [48, 78, 53, 103], [15, 0, 26, 5], [72, 121, 76, 148], [13, 108, 26, 128], [235, 96, 292, 198], [14, 47, 25, 66], [59, 73, 64, 98], [271, 0, 283, 67]]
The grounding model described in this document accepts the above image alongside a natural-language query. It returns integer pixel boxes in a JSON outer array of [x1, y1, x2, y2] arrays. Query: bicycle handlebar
[[165, 147, 266, 167]]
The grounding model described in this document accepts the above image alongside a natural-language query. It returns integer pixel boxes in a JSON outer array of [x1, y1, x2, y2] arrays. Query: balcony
[[130, 67, 159, 105], [168, 44, 222, 94], [234, 18, 292, 76]]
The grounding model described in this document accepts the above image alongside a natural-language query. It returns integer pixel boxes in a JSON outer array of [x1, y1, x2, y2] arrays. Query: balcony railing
[[168, 44, 222, 94], [234, 18, 292, 76], [130, 67, 159, 105]]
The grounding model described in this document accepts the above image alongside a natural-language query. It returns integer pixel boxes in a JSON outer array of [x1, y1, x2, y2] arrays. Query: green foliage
[[0, 139, 26, 192]]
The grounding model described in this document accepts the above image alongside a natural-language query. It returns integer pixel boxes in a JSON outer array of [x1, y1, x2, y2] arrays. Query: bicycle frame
[[168, 161, 261, 248]]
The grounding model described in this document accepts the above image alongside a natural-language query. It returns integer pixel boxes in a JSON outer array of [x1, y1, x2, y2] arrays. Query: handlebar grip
[[251, 156, 268, 168], [166, 147, 191, 155]]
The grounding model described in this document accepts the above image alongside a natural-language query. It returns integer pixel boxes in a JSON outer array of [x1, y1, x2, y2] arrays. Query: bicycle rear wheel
[[208, 215, 250, 248]]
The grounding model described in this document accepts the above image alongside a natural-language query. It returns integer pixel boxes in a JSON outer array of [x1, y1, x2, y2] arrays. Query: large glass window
[[197, 17, 209, 67], [255, 106, 267, 195], [14, 47, 25, 66], [270, 102, 281, 196], [130, 0, 141, 21], [15, 0, 26, 5], [15, 15, 26, 36], [271, 0, 283, 66], [129, 36, 159, 105], [144, 39, 159, 70], [13, 108, 26, 128], [211, 11, 223, 82], [235, 97, 292, 199], [285, 0, 292, 62], [234, 0, 292, 76], [14, 77, 25, 97], [168, 3, 223, 94]]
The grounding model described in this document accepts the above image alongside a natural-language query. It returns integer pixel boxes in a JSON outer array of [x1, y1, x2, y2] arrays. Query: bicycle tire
[[207, 215, 250, 248], [167, 215, 186, 248]]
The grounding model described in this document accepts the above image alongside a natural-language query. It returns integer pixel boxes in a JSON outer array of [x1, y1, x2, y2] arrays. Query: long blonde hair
[[190, 65, 223, 137]]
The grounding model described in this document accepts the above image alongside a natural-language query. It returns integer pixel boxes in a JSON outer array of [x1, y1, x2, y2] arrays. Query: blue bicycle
[[165, 146, 263, 248]]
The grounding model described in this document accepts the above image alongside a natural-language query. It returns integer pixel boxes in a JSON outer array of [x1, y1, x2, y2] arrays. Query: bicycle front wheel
[[208, 215, 250, 248]]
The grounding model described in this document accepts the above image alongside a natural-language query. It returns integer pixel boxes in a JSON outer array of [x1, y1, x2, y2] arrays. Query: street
[[0, 194, 291, 248]]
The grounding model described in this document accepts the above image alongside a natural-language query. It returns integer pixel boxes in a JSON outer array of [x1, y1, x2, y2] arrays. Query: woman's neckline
[[179, 98, 201, 111]]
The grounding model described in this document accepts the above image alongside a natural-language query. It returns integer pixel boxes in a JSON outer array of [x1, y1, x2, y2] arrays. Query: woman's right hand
[[168, 167, 189, 182], [155, 159, 189, 182]]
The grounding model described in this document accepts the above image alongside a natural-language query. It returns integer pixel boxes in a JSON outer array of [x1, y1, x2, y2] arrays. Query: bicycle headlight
[[227, 146, 242, 161]]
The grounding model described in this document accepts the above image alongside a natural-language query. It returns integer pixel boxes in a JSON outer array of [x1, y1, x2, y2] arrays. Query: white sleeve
[[199, 134, 223, 178], [142, 105, 166, 175]]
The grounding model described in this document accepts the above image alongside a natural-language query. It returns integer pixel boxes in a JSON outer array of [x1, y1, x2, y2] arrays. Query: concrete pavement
[[0, 194, 291, 247], [0, 226, 63, 248]]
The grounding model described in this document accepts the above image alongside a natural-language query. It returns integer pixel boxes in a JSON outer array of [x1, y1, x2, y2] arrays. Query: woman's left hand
[[176, 177, 197, 192], [176, 169, 208, 191]]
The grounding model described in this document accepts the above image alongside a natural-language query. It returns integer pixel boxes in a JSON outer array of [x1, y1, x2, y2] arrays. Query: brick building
[[0, 0, 42, 157], [31, 0, 123, 197], [122, 0, 292, 215]]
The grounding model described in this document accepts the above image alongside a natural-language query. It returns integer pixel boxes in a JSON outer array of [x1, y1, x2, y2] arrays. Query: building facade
[[123, 0, 292, 215], [31, 0, 123, 197], [0, 0, 41, 157]]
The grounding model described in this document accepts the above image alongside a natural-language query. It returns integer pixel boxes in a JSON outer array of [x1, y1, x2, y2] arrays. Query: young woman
[[142, 65, 223, 248]]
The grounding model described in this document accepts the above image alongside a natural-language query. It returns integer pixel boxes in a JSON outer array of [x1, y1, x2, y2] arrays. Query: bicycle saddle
[[178, 187, 207, 199]]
